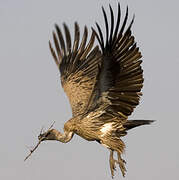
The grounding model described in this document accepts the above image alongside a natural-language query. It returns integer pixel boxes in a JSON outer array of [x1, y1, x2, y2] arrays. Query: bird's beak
[[38, 133, 47, 141]]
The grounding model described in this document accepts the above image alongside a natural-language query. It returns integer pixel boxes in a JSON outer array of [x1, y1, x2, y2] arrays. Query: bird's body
[[64, 111, 124, 142], [35, 3, 154, 178]]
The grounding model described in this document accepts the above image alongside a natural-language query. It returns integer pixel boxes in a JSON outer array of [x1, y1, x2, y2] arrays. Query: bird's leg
[[109, 150, 127, 177], [109, 150, 118, 178], [117, 152, 126, 177]]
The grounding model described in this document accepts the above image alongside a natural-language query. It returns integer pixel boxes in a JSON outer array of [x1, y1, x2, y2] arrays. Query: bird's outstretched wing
[[86, 4, 143, 120], [49, 23, 101, 117]]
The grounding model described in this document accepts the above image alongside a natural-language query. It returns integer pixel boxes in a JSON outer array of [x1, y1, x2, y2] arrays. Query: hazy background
[[0, 0, 178, 179]]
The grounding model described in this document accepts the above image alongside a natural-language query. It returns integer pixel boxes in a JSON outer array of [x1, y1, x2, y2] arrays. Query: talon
[[117, 153, 126, 177], [109, 150, 117, 178]]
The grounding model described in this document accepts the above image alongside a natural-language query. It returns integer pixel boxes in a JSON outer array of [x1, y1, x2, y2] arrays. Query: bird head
[[38, 129, 59, 141]]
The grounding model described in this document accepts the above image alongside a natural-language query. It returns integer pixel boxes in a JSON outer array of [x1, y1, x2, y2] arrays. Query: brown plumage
[[28, 3, 154, 178]]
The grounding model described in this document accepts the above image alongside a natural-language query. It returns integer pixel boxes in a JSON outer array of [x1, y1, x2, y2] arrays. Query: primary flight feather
[[25, 3, 154, 178]]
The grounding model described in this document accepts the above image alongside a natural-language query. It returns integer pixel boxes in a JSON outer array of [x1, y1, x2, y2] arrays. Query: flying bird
[[25, 3, 154, 178]]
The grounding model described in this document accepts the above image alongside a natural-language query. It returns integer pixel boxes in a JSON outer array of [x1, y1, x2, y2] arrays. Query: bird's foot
[[109, 150, 127, 178], [109, 150, 117, 178], [117, 152, 126, 177]]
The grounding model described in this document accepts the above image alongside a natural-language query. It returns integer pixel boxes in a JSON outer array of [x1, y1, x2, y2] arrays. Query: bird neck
[[56, 130, 74, 143]]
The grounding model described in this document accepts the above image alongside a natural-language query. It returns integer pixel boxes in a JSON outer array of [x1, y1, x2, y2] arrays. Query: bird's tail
[[123, 120, 155, 131]]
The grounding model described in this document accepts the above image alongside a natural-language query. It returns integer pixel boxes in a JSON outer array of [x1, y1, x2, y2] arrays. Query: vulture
[[25, 3, 154, 178]]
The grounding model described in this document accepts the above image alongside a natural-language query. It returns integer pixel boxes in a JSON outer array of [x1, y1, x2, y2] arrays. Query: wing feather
[[49, 23, 101, 117], [86, 4, 143, 119], [63, 23, 71, 55]]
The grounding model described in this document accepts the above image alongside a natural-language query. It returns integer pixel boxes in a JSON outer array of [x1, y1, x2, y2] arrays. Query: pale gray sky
[[0, 0, 179, 179]]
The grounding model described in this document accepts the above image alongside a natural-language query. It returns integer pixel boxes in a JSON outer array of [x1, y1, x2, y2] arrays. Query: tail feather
[[123, 120, 155, 131]]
